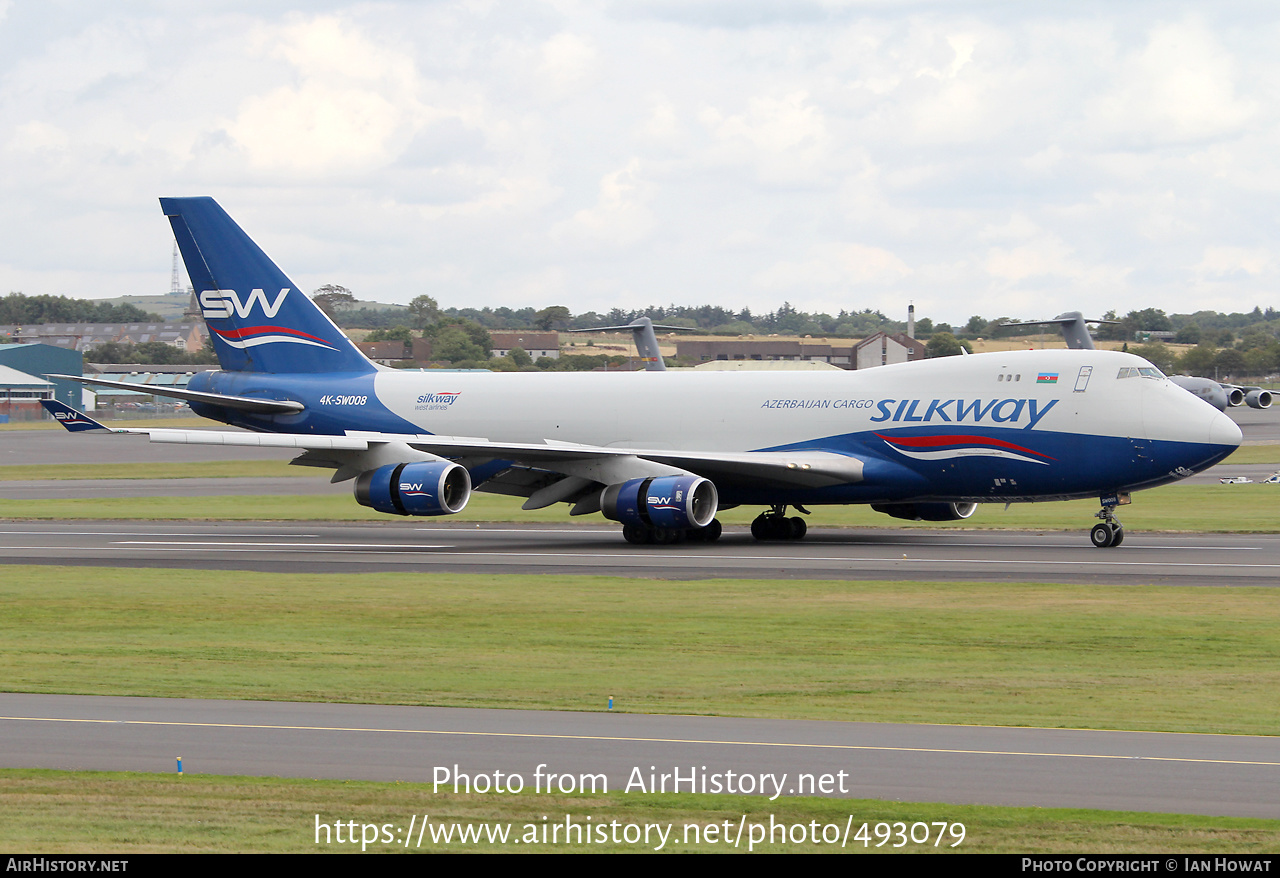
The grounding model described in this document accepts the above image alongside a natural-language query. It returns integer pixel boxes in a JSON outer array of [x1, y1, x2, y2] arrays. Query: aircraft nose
[[1209, 409, 1243, 448]]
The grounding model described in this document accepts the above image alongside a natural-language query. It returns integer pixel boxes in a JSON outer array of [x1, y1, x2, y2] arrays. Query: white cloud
[[8, 120, 70, 153], [985, 236, 1076, 284], [556, 158, 654, 246], [1196, 246, 1272, 280], [915, 32, 977, 81], [640, 94, 682, 142], [755, 242, 911, 290], [700, 91, 829, 183], [225, 15, 433, 174], [1089, 19, 1256, 144], [538, 32, 598, 92]]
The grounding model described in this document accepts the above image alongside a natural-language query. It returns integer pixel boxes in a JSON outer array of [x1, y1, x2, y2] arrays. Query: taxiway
[[2, 693, 1276, 819]]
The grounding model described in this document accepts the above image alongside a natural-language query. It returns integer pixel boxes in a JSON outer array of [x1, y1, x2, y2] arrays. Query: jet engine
[[1245, 388, 1272, 409], [1226, 386, 1245, 407], [601, 475, 718, 529], [354, 461, 471, 516], [871, 501, 978, 522]]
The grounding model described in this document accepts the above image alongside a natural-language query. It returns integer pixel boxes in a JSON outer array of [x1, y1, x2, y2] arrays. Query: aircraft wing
[[39, 400, 864, 501], [392, 435, 864, 490]]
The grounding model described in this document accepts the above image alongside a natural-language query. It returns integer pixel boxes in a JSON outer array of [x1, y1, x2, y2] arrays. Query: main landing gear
[[1089, 497, 1127, 548], [750, 505, 809, 542], [621, 519, 722, 545]]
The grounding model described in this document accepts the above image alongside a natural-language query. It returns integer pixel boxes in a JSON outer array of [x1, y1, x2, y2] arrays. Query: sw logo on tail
[[198, 288, 291, 320]]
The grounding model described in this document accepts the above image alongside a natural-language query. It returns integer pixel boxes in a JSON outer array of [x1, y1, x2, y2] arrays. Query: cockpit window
[[1117, 367, 1166, 379]]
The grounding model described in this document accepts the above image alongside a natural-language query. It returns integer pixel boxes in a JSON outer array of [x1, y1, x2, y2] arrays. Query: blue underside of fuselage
[[738, 426, 1236, 506], [187, 371, 1236, 508]]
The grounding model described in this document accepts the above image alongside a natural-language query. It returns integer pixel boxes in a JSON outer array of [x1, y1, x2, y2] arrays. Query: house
[[490, 332, 560, 360]]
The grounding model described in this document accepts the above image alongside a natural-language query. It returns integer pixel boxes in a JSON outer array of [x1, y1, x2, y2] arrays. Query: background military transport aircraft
[[43, 198, 1242, 548]]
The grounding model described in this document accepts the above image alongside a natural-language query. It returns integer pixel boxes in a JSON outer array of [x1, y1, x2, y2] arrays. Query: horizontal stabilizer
[[48, 374, 305, 415], [40, 399, 112, 432]]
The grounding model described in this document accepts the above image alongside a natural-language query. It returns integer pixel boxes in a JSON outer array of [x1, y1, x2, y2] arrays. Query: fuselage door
[[1073, 366, 1093, 393]]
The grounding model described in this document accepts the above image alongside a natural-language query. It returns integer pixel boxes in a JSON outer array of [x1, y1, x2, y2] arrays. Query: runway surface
[[1231, 406, 1280, 443], [2, 693, 1276, 819], [1, 520, 1279, 585]]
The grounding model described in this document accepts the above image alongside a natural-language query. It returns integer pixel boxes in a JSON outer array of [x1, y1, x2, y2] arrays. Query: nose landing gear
[[1090, 493, 1130, 548]]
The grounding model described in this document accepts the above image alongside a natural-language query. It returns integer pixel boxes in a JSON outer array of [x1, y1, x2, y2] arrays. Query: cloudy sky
[[1, 0, 1277, 325]]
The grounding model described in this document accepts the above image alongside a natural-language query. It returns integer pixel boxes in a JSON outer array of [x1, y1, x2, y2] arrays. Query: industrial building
[[677, 332, 925, 370], [0, 343, 82, 420]]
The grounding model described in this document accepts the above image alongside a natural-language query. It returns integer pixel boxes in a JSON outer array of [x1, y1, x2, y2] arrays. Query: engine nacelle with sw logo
[[600, 475, 718, 529], [355, 461, 471, 516], [870, 501, 978, 522]]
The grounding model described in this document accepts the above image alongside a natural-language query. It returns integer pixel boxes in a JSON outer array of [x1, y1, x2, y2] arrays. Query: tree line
[[320, 290, 912, 338], [0, 292, 160, 325], [7, 288, 1278, 378]]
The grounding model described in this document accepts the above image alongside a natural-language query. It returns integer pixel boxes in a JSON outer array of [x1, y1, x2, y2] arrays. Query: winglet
[[41, 400, 112, 432]]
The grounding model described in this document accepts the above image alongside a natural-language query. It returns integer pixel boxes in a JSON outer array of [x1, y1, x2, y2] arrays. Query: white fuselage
[[369, 349, 1234, 453]]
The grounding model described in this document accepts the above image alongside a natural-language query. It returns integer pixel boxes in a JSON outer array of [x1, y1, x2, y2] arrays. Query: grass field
[[3, 769, 1278, 853], [4, 566, 1279, 735], [1224, 445, 1280, 464]]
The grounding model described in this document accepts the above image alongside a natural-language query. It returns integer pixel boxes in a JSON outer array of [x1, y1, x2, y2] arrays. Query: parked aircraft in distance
[[44, 199, 1242, 549], [1169, 376, 1232, 412], [567, 316, 689, 372], [1002, 312, 1120, 350], [1170, 377, 1274, 411], [1166, 377, 1271, 412]]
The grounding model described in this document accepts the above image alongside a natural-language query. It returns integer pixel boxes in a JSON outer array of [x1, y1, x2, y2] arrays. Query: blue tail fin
[[162, 197, 375, 374]]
